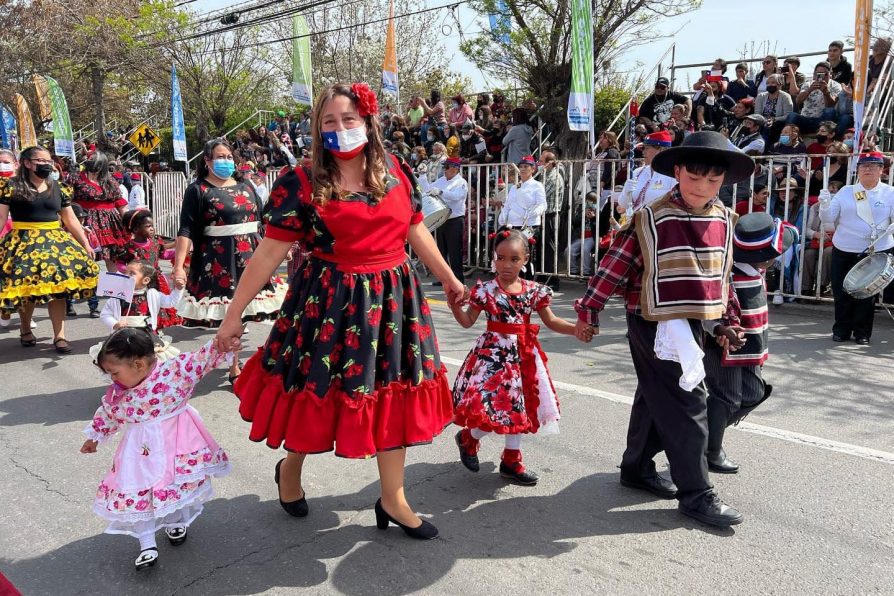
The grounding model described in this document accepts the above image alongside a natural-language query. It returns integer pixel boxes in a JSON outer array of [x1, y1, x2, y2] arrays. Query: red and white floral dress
[[235, 155, 453, 458], [72, 172, 129, 260], [453, 278, 561, 435], [84, 341, 232, 538]]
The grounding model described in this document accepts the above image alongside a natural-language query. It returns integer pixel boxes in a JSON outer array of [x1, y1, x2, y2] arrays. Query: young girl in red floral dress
[[450, 227, 581, 485], [214, 83, 466, 540], [118, 210, 179, 311]]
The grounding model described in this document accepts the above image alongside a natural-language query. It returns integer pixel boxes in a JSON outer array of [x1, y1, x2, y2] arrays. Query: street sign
[[128, 123, 160, 156]]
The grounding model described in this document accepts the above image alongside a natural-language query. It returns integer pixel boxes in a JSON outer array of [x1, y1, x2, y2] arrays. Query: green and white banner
[[567, 0, 593, 133], [291, 15, 313, 106], [45, 76, 75, 161]]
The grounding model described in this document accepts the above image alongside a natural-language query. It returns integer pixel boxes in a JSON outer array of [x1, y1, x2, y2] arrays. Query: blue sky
[[193, 0, 859, 93]]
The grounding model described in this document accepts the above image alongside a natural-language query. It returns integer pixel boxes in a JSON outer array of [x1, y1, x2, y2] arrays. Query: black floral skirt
[[236, 257, 453, 458], [0, 227, 100, 312]]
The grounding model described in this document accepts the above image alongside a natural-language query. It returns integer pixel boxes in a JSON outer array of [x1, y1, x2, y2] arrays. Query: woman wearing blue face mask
[[173, 138, 287, 382], [214, 83, 466, 540]]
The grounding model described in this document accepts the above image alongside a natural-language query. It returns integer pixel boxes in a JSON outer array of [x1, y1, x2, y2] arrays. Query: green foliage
[[593, 85, 633, 135]]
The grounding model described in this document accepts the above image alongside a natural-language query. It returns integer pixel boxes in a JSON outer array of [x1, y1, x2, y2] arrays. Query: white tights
[[138, 531, 157, 551], [469, 429, 522, 450]]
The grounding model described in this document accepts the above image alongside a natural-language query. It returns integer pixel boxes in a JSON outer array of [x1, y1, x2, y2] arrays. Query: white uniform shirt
[[618, 165, 676, 213], [128, 184, 146, 210], [498, 178, 547, 227], [430, 174, 468, 219], [118, 184, 129, 203], [820, 181, 894, 252]]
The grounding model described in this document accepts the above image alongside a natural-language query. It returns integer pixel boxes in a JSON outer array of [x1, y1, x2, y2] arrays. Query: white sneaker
[[772, 292, 784, 306], [0, 317, 9, 328]]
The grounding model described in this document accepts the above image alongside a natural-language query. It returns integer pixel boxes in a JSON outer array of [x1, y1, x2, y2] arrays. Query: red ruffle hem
[[235, 350, 455, 459]]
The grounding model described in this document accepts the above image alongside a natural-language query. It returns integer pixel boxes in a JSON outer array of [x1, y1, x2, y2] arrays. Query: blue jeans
[[784, 108, 838, 134]]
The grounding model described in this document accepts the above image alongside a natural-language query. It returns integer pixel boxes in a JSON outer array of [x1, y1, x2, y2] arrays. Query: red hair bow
[[351, 83, 379, 118]]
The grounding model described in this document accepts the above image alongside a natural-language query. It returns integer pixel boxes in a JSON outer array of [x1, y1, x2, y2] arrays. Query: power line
[[182, 0, 469, 52]]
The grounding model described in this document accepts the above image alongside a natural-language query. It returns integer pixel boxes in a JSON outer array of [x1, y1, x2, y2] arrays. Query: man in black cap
[[731, 114, 766, 155], [574, 131, 753, 528], [638, 77, 692, 130], [702, 213, 796, 473]]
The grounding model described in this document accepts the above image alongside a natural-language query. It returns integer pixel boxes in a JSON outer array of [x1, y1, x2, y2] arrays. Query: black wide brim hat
[[651, 131, 755, 186], [733, 212, 797, 263]]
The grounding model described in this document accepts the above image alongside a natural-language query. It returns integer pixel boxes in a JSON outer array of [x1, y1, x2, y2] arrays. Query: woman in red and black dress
[[173, 139, 287, 381], [72, 151, 129, 271], [214, 83, 466, 540]]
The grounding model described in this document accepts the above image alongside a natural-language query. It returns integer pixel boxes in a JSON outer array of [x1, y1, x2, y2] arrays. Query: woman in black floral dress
[[71, 151, 129, 271], [173, 139, 287, 381], [215, 83, 466, 540]]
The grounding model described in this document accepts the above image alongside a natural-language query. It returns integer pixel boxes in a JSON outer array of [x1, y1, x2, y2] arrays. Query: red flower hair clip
[[528, 237, 536, 245], [351, 83, 379, 118]]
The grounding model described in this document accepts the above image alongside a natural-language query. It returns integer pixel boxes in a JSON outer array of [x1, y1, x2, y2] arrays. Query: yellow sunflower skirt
[[0, 228, 100, 311]]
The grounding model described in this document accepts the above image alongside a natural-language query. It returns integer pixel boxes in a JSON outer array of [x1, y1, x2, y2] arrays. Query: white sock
[[138, 532, 157, 551], [504, 434, 522, 450], [470, 428, 489, 440]]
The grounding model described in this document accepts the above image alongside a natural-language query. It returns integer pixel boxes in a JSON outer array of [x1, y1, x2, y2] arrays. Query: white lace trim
[[92, 464, 229, 526], [100, 490, 211, 537], [176, 281, 287, 322], [654, 319, 705, 391], [534, 350, 560, 435]]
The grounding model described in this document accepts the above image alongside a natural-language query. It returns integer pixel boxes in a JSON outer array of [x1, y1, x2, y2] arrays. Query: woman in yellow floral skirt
[[0, 146, 100, 353]]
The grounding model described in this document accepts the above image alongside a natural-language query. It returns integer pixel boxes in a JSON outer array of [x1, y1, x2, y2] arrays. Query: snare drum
[[422, 192, 450, 232], [843, 252, 894, 299]]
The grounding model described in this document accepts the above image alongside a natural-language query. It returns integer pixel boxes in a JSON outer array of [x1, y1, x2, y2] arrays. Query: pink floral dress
[[452, 279, 561, 435], [83, 341, 232, 537]]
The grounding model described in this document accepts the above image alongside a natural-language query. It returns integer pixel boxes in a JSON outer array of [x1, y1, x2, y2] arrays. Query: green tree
[[462, 0, 701, 157]]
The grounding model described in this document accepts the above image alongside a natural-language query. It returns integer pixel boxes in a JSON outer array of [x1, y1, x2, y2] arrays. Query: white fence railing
[[147, 154, 894, 305]]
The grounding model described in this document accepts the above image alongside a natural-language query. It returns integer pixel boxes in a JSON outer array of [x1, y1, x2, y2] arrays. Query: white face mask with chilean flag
[[322, 126, 368, 160]]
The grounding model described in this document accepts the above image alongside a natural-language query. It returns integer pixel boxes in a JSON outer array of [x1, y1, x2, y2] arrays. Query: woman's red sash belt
[[311, 248, 407, 274]]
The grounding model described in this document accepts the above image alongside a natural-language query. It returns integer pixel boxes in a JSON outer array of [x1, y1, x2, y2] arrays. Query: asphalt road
[[0, 278, 892, 595]]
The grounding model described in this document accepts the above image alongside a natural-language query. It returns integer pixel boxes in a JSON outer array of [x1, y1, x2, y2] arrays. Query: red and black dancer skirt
[[235, 255, 453, 458]]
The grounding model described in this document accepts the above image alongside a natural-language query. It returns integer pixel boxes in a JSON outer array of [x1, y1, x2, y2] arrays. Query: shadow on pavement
[[1, 463, 732, 595]]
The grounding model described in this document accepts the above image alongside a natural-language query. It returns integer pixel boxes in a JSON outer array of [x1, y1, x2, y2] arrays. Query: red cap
[[518, 155, 537, 167], [444, 157, 462, 169], [130, 172, 141, 180], [643, 130, 673, 147], [112, 172, 123, 180]]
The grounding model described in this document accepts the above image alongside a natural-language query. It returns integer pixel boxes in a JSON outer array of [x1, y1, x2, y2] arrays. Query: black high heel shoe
[[374, 498, 438, 540], [274, 458, 308, 517]]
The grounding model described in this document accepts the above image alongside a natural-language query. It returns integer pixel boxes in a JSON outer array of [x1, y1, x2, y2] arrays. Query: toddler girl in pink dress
[[80, 328, 232, 571]]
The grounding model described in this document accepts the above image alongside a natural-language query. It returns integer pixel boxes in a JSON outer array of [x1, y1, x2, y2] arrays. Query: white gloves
[[428, 188, 443, 197], [818, 189, 832, 206]]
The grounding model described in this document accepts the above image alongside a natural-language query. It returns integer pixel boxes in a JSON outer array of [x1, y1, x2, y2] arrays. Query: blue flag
[[171, 65, 187, 162], [0, 105, 11, 149]]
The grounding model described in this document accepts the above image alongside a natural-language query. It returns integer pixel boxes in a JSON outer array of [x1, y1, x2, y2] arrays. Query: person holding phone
[[786, 62, 841, 134]]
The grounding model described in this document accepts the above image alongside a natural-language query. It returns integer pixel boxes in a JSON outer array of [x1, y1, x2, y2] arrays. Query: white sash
[[203, 222, 259, 236]]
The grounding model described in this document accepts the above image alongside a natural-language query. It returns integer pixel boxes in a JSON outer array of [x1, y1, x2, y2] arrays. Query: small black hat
[[733, 212, 798, 263], [651, 130, 755, 186]]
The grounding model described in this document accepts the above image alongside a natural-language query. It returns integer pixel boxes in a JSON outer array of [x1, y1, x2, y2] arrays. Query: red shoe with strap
[[499, 449, 539, 486]]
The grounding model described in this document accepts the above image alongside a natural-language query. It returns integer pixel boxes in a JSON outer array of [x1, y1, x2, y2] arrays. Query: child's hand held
[[81, 439, 98, 453]]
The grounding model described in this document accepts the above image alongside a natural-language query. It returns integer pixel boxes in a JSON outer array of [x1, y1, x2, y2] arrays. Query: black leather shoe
[[707, 449, 740, 474], [455, 430, 480, 472], [679, 493, 744, 527], [499, 462, 539, 486], [832, 334, 850, 342], [855, 337, 870, 345], [274, 458, 308, 517], [374, 498, 438, 539], [620, 472, 677, 499]]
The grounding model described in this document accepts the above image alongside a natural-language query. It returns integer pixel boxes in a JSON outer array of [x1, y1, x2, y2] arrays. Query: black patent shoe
[[499, 462, 539, 486], [135, 548, 158, 571], [620, 472, 678, 499], [374, 498, 438, 540], [455, 430, 480, 472], [165, 526, 187, 545], [707, 449, 740, 474], [679, 493, 744, 527], [832, 334, 850, 342], [855, 337, 870, 345], [274, 458, 309, 517]]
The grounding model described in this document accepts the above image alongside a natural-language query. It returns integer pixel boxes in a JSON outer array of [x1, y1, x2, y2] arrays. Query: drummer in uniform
[[617, 130, 677, 219], [819, 151, 894, 345], [429, 156, 468, 285]]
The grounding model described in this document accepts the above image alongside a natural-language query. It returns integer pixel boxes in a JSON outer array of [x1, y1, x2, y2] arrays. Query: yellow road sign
[[128, 123, 161, 156]]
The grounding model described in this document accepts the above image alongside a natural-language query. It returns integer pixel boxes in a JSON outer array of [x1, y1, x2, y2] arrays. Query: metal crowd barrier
[[453, 154, 894, 306]]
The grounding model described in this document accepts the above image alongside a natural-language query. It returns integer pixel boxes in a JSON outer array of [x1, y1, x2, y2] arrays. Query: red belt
[[74, 200, 118, 210], [485, 320, 548, 431], [311, 248, 406, 274]]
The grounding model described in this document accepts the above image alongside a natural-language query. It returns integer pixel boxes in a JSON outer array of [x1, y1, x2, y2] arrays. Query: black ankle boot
[[706, 399, 739, 474]]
